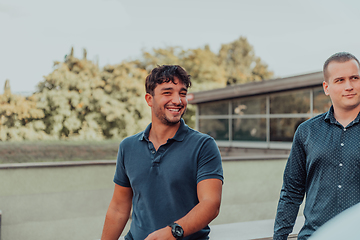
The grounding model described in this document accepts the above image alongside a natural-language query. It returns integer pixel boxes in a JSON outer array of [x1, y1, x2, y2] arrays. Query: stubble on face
[[150, 78, 188, 126], [154, 103, 186, 126]]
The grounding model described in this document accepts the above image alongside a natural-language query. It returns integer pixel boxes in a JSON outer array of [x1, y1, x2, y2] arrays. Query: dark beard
[[161, 107, 186, 126]]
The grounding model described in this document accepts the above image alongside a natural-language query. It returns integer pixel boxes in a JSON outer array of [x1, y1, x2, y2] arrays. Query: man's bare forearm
[[101, 184, 133, 240], [144, 179, 222, 240], [101, 205, 130, 240], [178, 196, 220, 236]]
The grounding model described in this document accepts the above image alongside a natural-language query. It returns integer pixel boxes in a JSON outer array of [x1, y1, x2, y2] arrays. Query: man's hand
[[145, 178, 222, 240], [144, 226, 175, 240]]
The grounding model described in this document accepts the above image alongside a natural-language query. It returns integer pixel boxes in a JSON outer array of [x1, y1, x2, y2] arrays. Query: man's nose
[[345, 80, 354, 90], [172, 95, 182, 105]]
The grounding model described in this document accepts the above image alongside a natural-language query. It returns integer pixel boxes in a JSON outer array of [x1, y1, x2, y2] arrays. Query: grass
[[0, 139, 122, 164]]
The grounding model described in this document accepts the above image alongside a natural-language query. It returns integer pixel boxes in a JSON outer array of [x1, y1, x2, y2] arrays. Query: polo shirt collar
[[140, 122, 152, 141], [171, 119, 188, 142], [139, 119, 188, 142]]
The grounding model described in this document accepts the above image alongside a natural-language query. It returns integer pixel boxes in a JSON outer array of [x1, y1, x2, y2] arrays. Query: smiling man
[[101, 65, 223, 240], [273, 52, 360, 240]]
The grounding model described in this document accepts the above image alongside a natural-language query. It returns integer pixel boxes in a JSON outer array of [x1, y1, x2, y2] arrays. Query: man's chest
[[123, 143, 198, 187], [304, 125, 360, 179]]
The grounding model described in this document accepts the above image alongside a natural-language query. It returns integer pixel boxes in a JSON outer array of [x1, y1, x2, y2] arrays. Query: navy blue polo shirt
[[114, 119, 223, 240], [274, 106, 360, 240]]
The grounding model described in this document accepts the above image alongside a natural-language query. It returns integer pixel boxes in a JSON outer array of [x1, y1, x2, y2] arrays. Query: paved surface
[[209, 216, 304, 240], [115, 216, 304, 240]]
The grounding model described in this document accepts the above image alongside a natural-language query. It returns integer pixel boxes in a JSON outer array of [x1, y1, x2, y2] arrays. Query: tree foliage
[[33, 49, 150, 140], [219, 37, 273, 85], [0, 36, 273, 141], [0, 80, 46, 141]]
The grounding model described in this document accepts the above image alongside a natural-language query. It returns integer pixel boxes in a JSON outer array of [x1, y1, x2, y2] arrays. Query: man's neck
[[149, 120, 181, 151], [333, 105, 360, 127]]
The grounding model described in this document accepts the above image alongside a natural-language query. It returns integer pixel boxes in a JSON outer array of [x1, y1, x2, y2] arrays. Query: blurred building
[[188, 71, 331, 152]]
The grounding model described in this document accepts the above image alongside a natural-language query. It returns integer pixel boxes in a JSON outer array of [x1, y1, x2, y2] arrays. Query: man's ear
[[145, 93, 153, 107], [323, 81, 329, 96]]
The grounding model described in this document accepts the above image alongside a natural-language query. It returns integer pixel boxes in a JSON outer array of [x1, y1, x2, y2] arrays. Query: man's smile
[[165, 105, 183, 113], [343, 93, 356, 98]]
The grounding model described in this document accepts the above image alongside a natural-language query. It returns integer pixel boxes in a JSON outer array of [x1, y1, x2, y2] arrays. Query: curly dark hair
[[323, 52, 360, 81], [145, 65, 191, 95]]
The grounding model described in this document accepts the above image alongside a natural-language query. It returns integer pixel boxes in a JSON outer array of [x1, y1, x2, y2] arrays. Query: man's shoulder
[[186, 126, 214, 141], [299, 112, 327, 128], [120, 131, 145, 146]]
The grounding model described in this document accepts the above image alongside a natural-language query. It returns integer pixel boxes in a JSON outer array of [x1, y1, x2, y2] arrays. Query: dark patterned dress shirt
[[273, 106, 360, 240]]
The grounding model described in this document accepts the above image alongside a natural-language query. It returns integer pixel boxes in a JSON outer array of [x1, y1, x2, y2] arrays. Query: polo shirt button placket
[[150, 148, 156, 162]]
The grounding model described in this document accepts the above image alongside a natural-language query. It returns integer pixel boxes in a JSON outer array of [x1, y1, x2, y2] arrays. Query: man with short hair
[[101, 65, 223, 240], [273, 52, 360, 240]]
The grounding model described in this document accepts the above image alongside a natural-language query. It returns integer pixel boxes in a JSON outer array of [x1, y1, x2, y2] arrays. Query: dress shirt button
[[151, 150, 155, 154], [343, 128, 346, 131], [339, 163, 343, 167], [340, 143, 344, 146], [338, 185, 342, 188]]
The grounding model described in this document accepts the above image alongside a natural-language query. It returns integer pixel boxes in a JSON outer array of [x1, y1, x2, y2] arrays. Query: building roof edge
[[188, 71, 324, 104]]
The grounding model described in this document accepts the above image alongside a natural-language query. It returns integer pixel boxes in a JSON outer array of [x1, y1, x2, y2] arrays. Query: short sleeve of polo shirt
[[113, 140, 131, 187], [196, 136, 223, 184]]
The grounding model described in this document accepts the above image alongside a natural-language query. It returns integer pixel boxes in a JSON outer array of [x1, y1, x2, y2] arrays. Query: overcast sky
[[1, 0, 360, 94]]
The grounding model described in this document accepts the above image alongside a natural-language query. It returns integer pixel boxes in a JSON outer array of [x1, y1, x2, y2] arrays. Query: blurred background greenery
[[0, 36, 273, 162]]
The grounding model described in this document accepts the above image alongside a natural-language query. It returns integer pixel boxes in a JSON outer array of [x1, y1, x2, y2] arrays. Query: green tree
[[141, 46, 184, 71], [1, 36, 274, 141], [34, 49, 150, 140], [218, 36, 273, 85], [182, 45, 227, 91], [0, 80, 45, 141], [34, 49, 105, 140], [100, 60, 150, 138], [181, 45, 227, 127]]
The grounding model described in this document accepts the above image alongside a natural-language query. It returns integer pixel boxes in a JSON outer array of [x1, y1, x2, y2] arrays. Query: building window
[[196, 86, 331, 147], [313, 86, 332, 114], [232, 118, 266, 141], [270, 89, 311, 114], [232, 96, 266, 115], [199, 119, 229, 140], [270, 118, 308, 142], [198, 100, 228, 115]]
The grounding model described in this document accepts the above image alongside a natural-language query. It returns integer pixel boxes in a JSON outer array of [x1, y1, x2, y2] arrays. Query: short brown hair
[[323, 52, 360, 81], [145, 65, 191, 95]]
